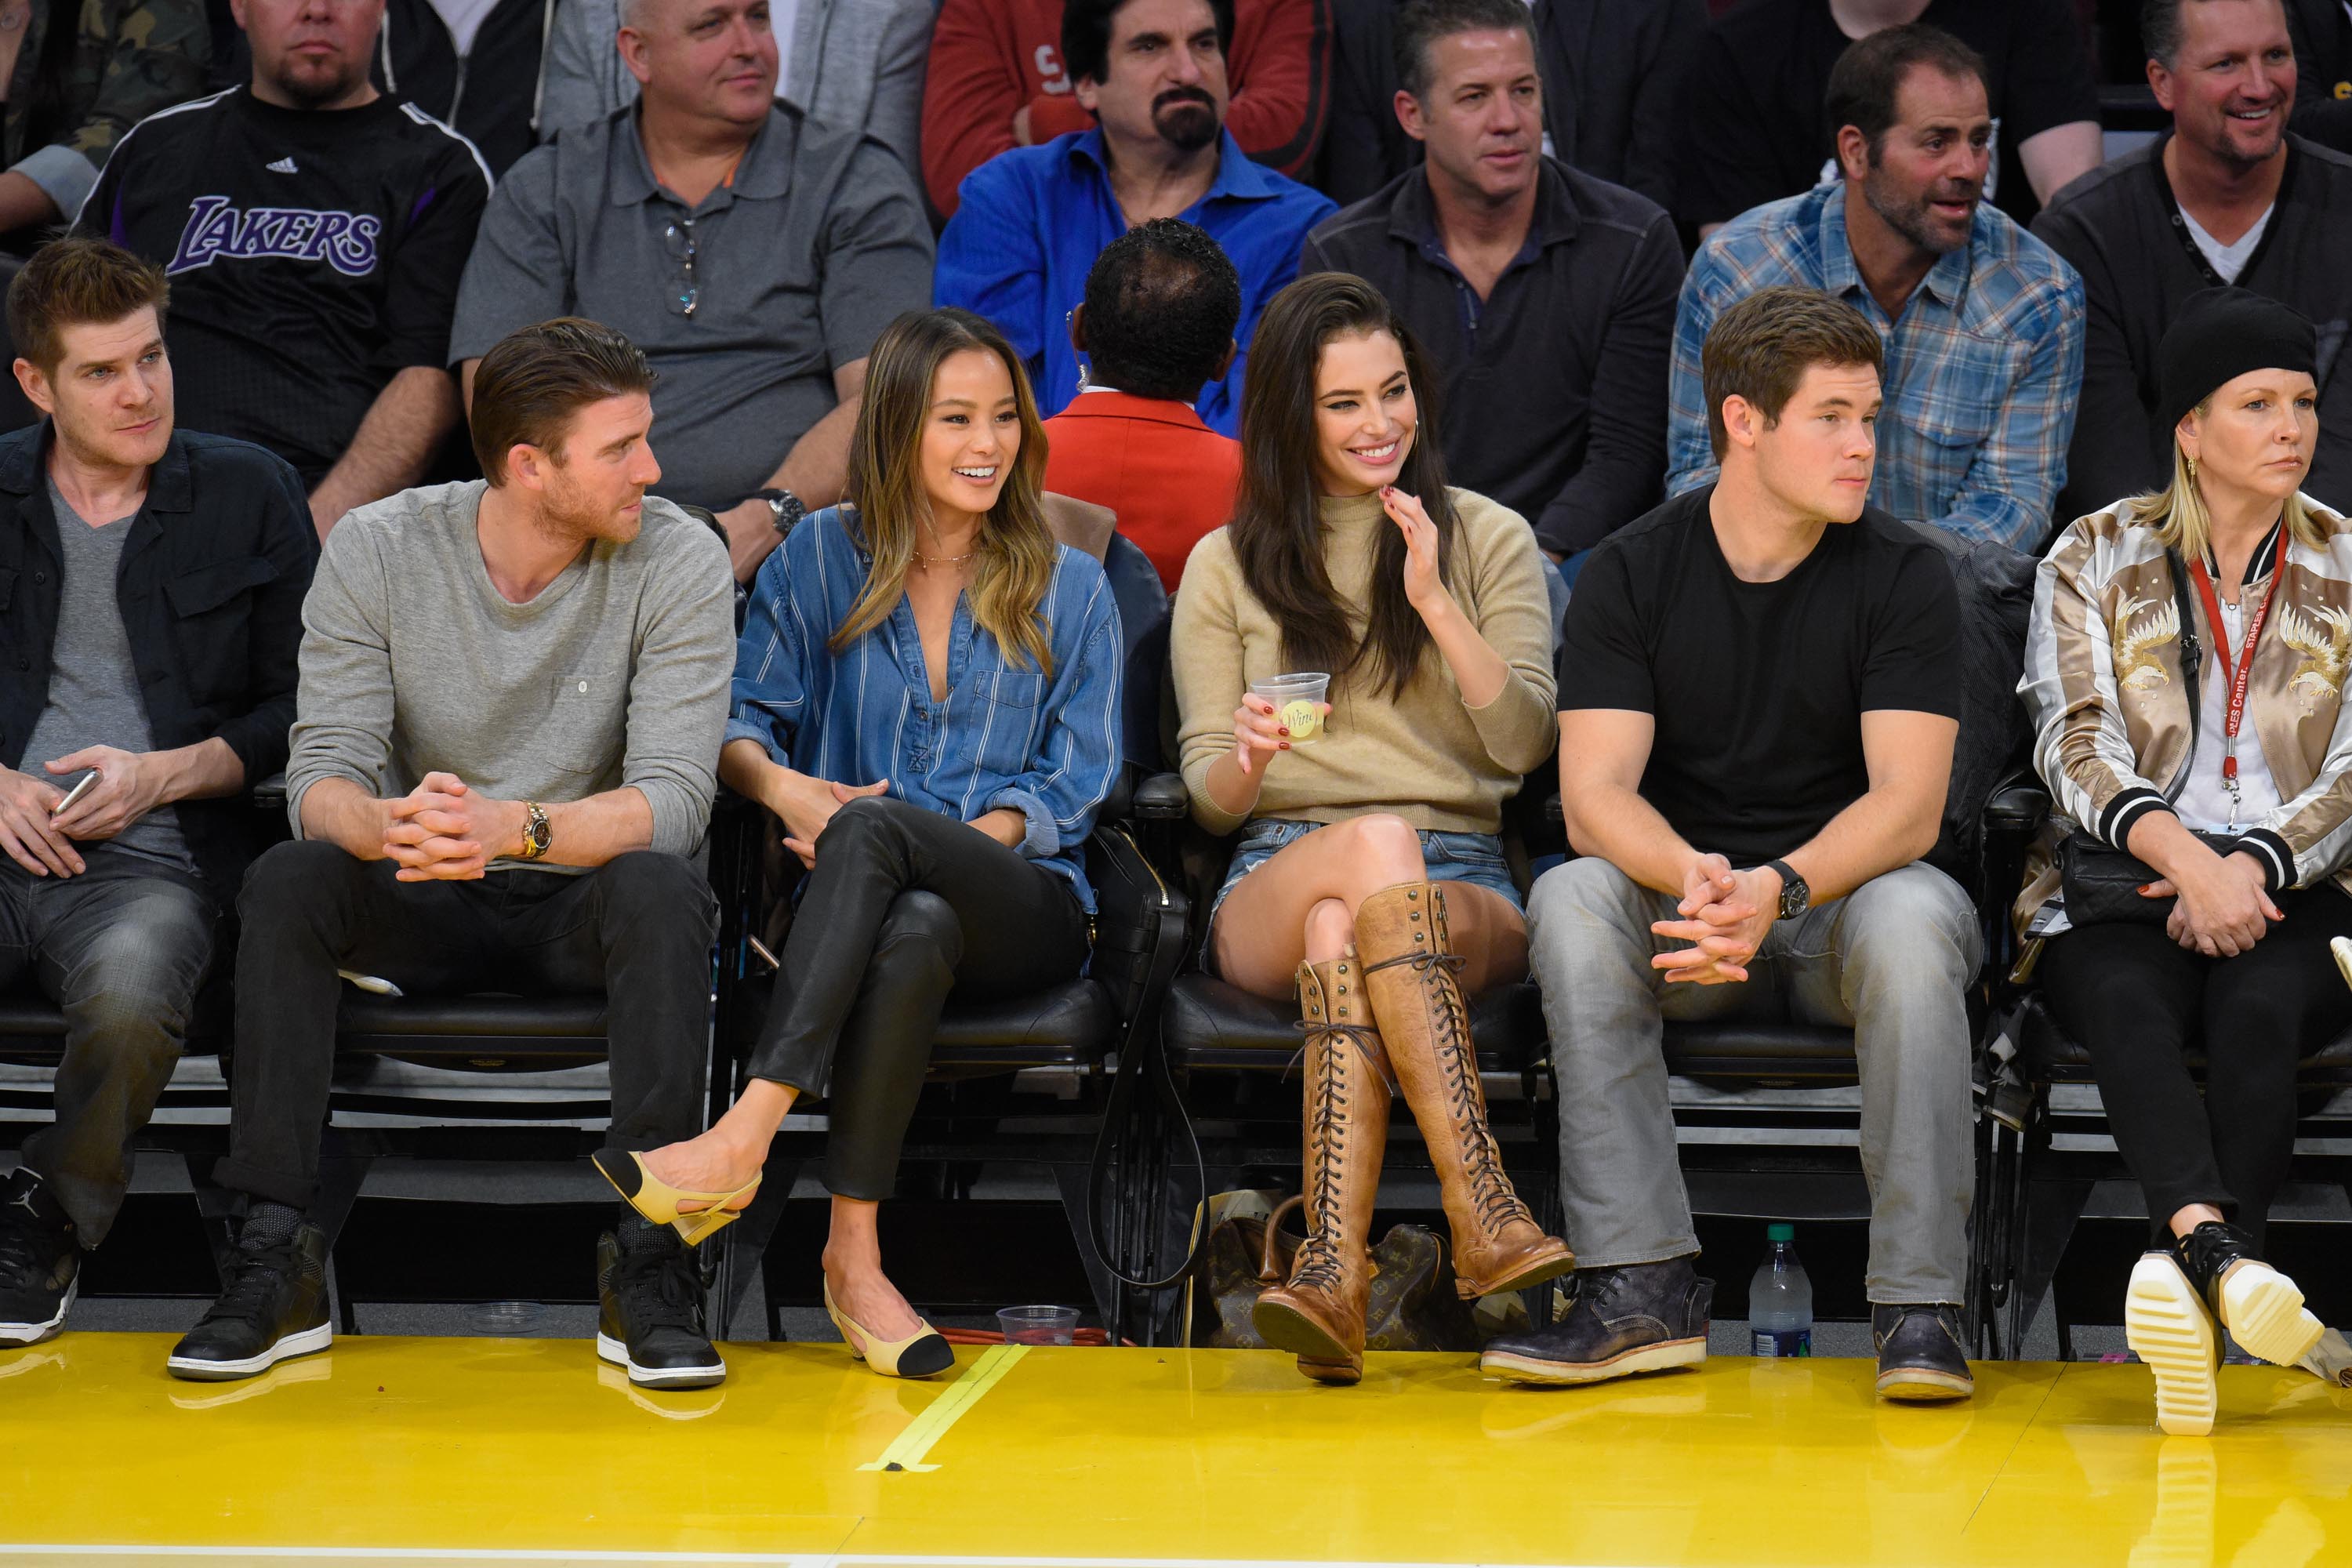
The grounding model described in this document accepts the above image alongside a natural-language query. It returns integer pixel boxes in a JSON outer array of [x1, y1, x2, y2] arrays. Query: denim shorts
[[1203, 818, 1522, 962]]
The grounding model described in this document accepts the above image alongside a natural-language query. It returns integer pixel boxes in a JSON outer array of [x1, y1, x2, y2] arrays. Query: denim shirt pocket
[[968, 667, 1050, 776], [1895, 330, 2029, 499]]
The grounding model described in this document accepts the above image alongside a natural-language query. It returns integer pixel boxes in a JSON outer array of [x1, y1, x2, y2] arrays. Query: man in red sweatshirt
[[922, 0, 1330, 217]]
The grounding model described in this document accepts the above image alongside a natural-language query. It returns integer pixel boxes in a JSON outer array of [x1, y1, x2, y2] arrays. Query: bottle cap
[[1767, 1222, 1795, 1242]]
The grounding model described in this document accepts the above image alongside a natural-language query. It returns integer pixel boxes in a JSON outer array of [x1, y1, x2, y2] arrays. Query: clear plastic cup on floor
[[1248, 671, 1331, 746], [996, 1305, 1080, 1345], [469, 1300, 546, 1336]]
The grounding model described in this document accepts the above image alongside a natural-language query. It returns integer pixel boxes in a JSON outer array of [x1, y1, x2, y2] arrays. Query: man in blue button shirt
[[932, 0, 1335, 437]]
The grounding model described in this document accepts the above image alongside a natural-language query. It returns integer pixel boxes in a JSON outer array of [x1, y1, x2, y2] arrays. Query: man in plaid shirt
[[1665, 24, 2084, 554]]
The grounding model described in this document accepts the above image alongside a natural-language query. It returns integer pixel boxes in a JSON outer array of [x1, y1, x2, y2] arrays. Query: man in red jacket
[[923, 0, 1330, 217], [1042, 220, 1242, 590]]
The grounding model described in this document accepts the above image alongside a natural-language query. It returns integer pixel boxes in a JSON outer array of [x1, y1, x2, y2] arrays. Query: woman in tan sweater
[[1171, 273, 1571, 1384]]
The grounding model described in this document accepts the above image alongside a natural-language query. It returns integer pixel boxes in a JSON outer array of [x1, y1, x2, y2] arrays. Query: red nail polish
[[1277, 728, 1289, 736]]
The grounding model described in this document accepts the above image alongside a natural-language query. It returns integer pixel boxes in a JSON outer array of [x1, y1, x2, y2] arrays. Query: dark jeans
[[2039, 883, 2352, 1245], [215, 840, 717, 1211], [752, 796, 1090, 1200], [0, 851, 215, 1243]]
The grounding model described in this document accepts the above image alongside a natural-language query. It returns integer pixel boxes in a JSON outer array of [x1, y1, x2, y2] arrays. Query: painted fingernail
[[1277, 728, 1289, 736], [1279, 742, 1291, 750]]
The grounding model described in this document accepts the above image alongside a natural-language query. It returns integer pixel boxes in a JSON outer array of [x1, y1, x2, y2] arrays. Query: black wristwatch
[[748, 488, 804, 537], [1762, 859, 1809, 920]]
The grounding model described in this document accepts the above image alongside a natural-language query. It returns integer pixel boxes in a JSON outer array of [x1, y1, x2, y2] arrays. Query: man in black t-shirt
[[75, 0, 489, 536], [1677, 0, 2103, 234], [1484, 287, 1982, 1402]]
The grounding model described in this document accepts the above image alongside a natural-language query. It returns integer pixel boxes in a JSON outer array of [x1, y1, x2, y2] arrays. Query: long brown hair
[[833, 309, 1058, 673], [1232, 273, 1457, 700]]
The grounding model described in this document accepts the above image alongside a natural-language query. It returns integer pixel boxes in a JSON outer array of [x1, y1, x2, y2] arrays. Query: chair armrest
[[1130, 771, 1191, 821], [1982, 775, 2051, 839], [252, 771, 287, 812]]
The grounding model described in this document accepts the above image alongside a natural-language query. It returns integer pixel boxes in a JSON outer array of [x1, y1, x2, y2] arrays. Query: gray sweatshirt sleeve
[[283, 513, 397, 836], [624, 518, 737, 854]]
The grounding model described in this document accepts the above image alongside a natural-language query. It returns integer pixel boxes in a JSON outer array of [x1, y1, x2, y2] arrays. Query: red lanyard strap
[[2187, 554, 2282, 783]]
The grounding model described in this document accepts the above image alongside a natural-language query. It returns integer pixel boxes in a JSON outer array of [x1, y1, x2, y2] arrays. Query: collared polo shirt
[[1667, 183, 2085, 550], [932, 128, 1335, 437], [449, 101, 933, 512], [1303, 159, 1685, 556]]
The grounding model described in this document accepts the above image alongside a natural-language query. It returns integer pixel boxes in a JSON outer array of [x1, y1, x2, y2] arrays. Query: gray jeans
[[0, 851, 215, 1244], [1526, 857, 1981, 1304]]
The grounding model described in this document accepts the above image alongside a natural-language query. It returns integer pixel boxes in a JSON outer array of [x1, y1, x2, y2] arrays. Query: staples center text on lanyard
[[2188, 556, 2281, 832]]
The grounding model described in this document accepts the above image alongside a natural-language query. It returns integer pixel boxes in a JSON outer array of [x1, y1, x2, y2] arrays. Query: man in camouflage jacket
[[2, 0, 209, 243]]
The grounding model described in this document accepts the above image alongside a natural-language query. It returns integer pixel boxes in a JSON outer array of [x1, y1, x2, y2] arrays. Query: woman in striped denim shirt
[[602, 309, 1123, 1378]]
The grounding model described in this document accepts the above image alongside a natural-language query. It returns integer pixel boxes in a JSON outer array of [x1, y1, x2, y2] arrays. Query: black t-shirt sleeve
[[1859, 543, 1963, 718], [1555, 541, 1657, 713], [1994, 0, 2101, 143], [379, 142, 492, 373]]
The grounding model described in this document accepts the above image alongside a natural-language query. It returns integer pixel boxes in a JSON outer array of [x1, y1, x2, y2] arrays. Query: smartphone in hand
[[49, 771, 99, 818]]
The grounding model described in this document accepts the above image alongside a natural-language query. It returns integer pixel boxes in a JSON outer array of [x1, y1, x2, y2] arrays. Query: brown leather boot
[[1251, 953, 1392, 1385], [1354, 880, 1574, 1299]]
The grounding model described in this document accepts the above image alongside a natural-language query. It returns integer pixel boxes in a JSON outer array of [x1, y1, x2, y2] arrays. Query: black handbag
[[2057, 828, 2245, 926]]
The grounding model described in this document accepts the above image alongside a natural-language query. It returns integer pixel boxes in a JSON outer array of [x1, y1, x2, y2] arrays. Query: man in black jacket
[[1319, 0, 1704, 212], [2034, 0, 2352, 522], [1302, 0, 1682, 568], [0, 238, 314, 1346]]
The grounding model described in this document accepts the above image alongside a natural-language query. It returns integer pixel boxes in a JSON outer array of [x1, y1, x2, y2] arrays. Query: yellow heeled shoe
[[823, 1279, 956, 1378], [590, 1149, 760, 1247]]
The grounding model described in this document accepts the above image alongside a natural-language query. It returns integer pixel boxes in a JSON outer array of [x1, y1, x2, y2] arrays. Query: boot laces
[[0, 1211, 58, 1291], [205, 1239, 303, 1327], [1413, 953, 1526, 1236], [1290, 1018, 1374, 1294]]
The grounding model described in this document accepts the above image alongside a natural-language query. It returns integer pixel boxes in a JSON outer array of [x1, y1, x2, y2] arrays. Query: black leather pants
[[750, 795, 1090, 1200]]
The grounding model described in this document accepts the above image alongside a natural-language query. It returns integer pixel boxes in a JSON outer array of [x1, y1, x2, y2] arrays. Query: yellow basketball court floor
[[3, 1334, 2350, 1566]]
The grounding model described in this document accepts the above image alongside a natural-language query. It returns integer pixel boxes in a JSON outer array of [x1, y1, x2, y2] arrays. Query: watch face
[[1781, 880, 1807, 919]]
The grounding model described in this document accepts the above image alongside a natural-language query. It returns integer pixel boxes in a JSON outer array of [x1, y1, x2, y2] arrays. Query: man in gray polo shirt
[[450, 0, 934, 583]]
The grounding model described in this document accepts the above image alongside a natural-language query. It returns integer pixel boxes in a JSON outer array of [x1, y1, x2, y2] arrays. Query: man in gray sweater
[[167, 319, 739, 1389]]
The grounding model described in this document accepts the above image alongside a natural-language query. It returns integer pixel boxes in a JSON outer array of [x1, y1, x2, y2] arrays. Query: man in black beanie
[[2034, 0, 2352, 523]]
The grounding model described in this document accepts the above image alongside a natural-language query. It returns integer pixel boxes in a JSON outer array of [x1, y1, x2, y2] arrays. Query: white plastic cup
[[996, 1304, 1080, 1345], [1248, 671, 1331, 746]]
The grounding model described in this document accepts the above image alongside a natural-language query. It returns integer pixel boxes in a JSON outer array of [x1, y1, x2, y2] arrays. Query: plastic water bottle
[[1749, 1223, 1813, 1358]]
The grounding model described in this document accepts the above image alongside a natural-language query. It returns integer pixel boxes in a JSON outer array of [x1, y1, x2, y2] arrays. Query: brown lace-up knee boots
[[1251, 953, 1392, 1385], [1354, 880, 1574, 1298]]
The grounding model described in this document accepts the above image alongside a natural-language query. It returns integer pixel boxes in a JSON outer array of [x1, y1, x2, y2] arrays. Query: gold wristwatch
[[517, 801, 552, 862]]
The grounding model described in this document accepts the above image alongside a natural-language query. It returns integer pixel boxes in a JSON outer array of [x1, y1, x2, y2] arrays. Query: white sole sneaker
[[2126, 1253, 2217, 1437], [2217, 1259, 2327, 1368], [0, 1273, 74, 1346], [165, 1319, 332, 1381], [595, 1331, 725, 1389]]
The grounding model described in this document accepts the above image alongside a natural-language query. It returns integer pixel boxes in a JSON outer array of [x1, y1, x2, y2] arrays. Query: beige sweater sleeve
[[1454, 491, 1559, 776], [1171, 528, 1253, 835]]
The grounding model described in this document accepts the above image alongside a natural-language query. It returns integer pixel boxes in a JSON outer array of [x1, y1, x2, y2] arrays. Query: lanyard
[[2187, 554, 2282, 829]]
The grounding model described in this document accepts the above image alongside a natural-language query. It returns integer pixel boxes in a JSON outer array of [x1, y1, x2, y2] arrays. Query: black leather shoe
[[1480, 1257, 1714, 1385], [0, 1169, 79, 1346], [1873, 1304, 1973, 1402], [597, 1218, 726, 1389], [167, 1220, 332, 1381]]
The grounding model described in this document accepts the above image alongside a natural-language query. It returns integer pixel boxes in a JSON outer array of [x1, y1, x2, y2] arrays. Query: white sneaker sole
[[2218, 1259, 2326, 1368], [1481, 1335, 1707, 1385], [2127, 1253, 2217, 1437], [595, 1331, 725, 1389], [2332, 935, 2352, 993], [165, 1319, 332, 1382], [0, 1274, 74, 1345]]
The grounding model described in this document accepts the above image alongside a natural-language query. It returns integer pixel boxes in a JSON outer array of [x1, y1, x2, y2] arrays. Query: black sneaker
[[597, 1218, 725, 1389], [2172, 1220, 2325, 1367], [166, 1219, 332, 1381], [1479, 1257, 1714, 1385], [1873, 1303, 1973, 1402], [0, 1169, 79, 1346]]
